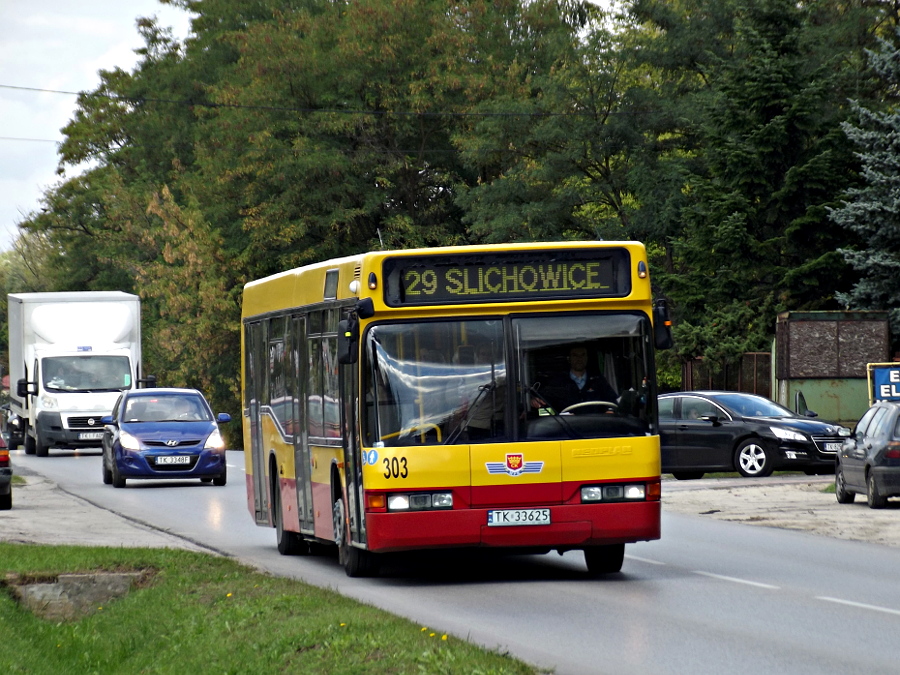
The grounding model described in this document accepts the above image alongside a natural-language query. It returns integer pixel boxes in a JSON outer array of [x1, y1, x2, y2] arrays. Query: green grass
[[0, 543, 543, 675], [11, 475, 26, 485]]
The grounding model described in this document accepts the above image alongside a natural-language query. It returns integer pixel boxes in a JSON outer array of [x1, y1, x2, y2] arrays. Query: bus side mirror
[[653, 300, 674, 350], [356, 297, 375, 319], [338, 318, 359, 364]]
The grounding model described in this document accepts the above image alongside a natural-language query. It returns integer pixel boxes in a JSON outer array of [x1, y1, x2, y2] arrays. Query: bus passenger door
[[247, 321, 269, 525], [291, 316, 314, 533], [340, 329, 366, 546]]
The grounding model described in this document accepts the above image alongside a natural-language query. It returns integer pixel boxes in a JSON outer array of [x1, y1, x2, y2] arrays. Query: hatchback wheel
[[835, 464, 855, 504], [0, 490, 11, 510], [102, 454, 113, 485], [867, 471, 887, 509], [111, 458, 126, 488], [735, 439, 773, 477]]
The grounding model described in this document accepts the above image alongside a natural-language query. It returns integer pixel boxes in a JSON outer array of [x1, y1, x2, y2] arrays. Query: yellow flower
[[226, 593, 233, 598], [421, 626, 428, 632], [441, 635, 448, 641], [340, 623, 346, 627], [429, 633, 436, 637]]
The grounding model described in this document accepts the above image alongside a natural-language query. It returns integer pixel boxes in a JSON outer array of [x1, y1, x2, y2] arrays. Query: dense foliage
[[4, 0, 900, 442]]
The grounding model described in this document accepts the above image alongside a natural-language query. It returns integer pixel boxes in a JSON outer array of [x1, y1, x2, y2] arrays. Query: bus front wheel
[[583, 543, 625, 576], [332, 494, 379, 577]]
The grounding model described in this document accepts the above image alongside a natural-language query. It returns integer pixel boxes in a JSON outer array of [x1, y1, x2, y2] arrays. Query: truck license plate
[[78, 432, 104, 441], [487, 508, 551, 527], [156, 456, 191, 465]]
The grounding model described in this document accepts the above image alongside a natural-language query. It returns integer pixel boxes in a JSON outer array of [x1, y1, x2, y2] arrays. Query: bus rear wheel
[[274, 480, 307, 556], [332, 495, 379, 577], [583, 544, 625, 576]]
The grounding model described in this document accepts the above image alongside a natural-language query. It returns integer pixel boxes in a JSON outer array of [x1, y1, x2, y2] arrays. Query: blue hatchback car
[[101, 388, 231, 488]]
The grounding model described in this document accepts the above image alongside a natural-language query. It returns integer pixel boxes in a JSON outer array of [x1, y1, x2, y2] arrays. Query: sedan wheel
[[867, 471, 887, 509], [0, 490, 11, 510], [735, 439, 773, 478], [835, 464, 855, 504]]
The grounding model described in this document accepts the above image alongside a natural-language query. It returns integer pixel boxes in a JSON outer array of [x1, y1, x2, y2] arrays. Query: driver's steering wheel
[[560, 400, 618, 415]]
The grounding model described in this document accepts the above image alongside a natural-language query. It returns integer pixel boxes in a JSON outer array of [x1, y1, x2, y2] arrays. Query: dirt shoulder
[[0, 475, 212, 552], [662, 474, 900, 548]]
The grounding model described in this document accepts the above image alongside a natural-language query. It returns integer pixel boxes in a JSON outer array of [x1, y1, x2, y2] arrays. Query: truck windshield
[[361, 312, 655, 447], [43, 356, 132, 393]]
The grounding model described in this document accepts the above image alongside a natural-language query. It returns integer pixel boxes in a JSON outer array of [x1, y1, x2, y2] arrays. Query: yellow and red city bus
[[241, 242, 673, 577]]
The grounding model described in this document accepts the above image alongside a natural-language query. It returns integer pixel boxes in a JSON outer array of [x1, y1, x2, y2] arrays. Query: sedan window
[[658, 397, 675, 420], [680, 398, 721, 420]]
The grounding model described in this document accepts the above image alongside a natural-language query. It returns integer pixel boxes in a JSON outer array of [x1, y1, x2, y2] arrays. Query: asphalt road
[[8, 447, 900, 675]]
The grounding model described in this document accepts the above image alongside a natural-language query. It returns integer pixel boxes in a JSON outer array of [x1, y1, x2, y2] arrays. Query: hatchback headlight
[[771, 426, 806, 442], [119, 430, 141, 451], [205, 428, 226, 450]]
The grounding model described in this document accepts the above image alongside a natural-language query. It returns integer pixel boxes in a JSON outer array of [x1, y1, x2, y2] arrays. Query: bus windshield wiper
[[445, 381, 495, 445]]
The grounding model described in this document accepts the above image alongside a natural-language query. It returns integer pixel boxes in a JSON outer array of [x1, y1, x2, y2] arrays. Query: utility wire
[[0, 82, 653, 118]]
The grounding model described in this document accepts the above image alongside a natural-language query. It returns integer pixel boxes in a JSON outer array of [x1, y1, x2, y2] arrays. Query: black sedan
[[835, 400, 900, 508], [659, 391, 850, 479]]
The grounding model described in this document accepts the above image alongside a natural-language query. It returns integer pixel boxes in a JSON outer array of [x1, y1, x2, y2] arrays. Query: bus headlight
[[581, 484, 647, 502], [386, 492, 453, 511]]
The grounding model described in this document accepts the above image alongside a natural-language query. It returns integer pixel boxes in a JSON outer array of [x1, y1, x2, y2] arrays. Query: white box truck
[[9, 291, 152, 456]]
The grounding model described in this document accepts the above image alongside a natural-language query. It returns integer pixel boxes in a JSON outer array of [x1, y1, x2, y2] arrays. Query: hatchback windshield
[[362, 312, 656, 446], [122, 395, 212, 422]]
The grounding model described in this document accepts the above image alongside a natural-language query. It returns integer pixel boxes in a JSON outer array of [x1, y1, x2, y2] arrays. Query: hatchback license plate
[[78, 432, 103, 441], [825, 442, 842, 452], [157, 456, 191, 465], [487, 508, 551, 527]]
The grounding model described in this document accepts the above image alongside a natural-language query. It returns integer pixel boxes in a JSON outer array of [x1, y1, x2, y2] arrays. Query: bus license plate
[[487, 508, 551, 527], [157, 456, 191, 465], [78, 432, 103, 441]]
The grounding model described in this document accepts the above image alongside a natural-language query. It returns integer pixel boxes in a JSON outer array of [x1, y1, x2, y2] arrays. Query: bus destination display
[[383, 249, 631, 306]]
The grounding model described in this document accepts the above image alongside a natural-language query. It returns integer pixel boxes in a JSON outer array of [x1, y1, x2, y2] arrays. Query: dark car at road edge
[[659, 391, 850, 479], [836, 400, 900, 508]]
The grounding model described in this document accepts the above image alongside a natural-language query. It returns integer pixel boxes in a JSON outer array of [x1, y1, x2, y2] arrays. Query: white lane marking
[[817, 596, 900, 617], [625, 554, 666, 565], [693, 571, 780, 589]]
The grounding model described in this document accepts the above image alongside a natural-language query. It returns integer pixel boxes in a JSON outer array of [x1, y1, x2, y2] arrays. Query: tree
[[830, 34, 900, 337], [625, 0, 877, 364]]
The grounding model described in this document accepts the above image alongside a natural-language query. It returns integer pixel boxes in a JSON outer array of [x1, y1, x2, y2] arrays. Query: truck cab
[[8, 291, 148, 457]]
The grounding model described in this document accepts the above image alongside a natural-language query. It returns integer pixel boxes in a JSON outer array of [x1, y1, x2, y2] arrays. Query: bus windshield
[[363, 313, 655, 447]]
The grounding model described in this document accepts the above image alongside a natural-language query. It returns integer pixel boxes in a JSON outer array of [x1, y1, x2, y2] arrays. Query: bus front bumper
[[364, 501, 660, 553]]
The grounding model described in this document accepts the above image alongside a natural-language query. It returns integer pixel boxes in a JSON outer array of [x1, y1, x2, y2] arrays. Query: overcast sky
[[0, 1, 192, 252]]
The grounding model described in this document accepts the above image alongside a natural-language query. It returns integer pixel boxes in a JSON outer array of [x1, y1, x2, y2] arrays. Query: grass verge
[[0, 543, 542, 675]]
